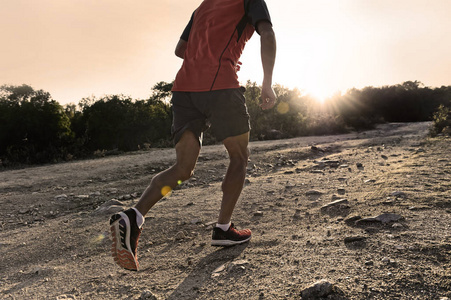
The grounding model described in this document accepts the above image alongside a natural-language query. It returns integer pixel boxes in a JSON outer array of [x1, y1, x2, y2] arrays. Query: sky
[[1, 0, 450, 105]]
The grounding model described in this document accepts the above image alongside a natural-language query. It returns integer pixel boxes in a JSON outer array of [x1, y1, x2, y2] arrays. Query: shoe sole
[[110, 212, 139, 271], [211, 236, 251, 247]]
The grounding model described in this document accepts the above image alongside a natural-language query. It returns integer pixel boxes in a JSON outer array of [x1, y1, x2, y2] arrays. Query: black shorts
[[171, 87, 250, 145]]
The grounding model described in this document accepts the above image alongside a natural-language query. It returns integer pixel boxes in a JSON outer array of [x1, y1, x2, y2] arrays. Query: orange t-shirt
[[172, 0, 271, 92]]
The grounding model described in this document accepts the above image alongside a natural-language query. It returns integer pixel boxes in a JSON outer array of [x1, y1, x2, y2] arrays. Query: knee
[[229, 148, 249, 168], [174, 163, 195, 182]]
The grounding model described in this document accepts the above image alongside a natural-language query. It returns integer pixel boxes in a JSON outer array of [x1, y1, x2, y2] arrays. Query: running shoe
[[110, 208, 142, 271], [211, 223, 251, 246]]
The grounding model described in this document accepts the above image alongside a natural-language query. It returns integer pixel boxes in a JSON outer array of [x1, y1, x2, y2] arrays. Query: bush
[[432, 104, 451, 135]]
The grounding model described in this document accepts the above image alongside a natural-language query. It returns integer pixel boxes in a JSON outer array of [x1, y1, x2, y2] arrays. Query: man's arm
[[257, 20, 277, 110], [175, 39, 187, 59]]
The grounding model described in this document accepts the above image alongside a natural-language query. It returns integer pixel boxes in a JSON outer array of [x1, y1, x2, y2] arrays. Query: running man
[[110, 0, 276, 271]]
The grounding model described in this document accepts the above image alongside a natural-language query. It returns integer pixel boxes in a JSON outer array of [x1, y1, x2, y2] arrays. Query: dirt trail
[[1, 122, 450, 299]]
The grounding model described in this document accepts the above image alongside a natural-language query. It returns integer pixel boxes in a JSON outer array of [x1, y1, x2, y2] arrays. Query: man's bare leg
[[135, 130, 201, 216], [217, 132, 250, 224]]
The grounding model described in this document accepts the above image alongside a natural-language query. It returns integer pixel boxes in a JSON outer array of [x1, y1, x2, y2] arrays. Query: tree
[[0, 85, 72, 164]]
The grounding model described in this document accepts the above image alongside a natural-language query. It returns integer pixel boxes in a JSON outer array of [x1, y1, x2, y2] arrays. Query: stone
[[190, 219, 202, 224], [311, 170, 324, 174], [254, 211, 264, 217], [364, 179, 376, 184], [337, 188, 346, 195], [97, 205, 123, 215], [55, 194, 68, 201], [94, 199, 125, 215], [344, 236, 366, 243], [391, 191, 406, 198], [139, 290, 158, 300], [306, 190, 324, 196], [228, 259, 250, 271], [356, 213, 403, 225], [301, 280, 333, 299], [375, 213, 403, 223], [56, 295, 77, 300], [174, 231, 186, 240], [321, 199, 349, 212], [345, 215, 362, 225], [356, 163, 364, 168], [211, 264, 226, 277]]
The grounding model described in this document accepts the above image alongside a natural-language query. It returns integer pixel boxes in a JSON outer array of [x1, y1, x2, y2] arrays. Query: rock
[[174, 231, 186, 240], [55, 194, 68, 201], [211, 264, 226, 277], [94, 199, 125, 215], [356, 163, 363, 168], [311, 170, 324, 174], [356, 213, 403, 225], [337, 188, 346, 195], [344, 236, 366, 243], [382, 257, 396, 265], [106, 188, 118, 194], [76, 195, 89, 199], [345, 215, 362, 225], [301, 280, 333, 299], [392, 223, 404, 229], [228, 259, 250, 271], [391, 191, 406, 198], [139, 290, 158, 300], [254, 211, 264, 217], [375, 213, 403, 223], [364, 179, 376, 184], [306, 190, 324, 196], [56, 295, 77, 300], [95, 205, 124, 215], [321, 199, 349, 212], [190, 219, 202, 224], [381, 155, 388, 160], [364, 260, 374, 266]]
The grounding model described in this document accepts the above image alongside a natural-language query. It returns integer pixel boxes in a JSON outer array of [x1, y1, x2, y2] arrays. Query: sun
[[306, 87, 331, 104]]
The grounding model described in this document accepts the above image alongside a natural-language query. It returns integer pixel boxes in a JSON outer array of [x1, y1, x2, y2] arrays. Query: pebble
[[321, 199, 349, 212], [55, 194, 68, 201], [254, 211, 264, 217], [344, 236, 366, 243], [345, 215, 362, 225], [391, 191, 406, 198], [300, 280, 334, 299], [139, 290, 158, 300], [94, 200, 125, 215], [337, 188, 346, 195], [174, 231, 186, 240], [56, 295, 77, 300], [228, 259, 250, 271], [356, 213, 403, 225], [306, 190, 324, 196]]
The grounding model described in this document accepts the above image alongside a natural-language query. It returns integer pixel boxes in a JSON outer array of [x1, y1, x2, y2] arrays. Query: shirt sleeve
[[245, 0, 272, 34], [180, 11, 195, 41]]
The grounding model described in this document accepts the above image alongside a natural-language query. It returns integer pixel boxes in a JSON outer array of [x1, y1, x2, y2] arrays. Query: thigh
[[171, 92, 208, 145]]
